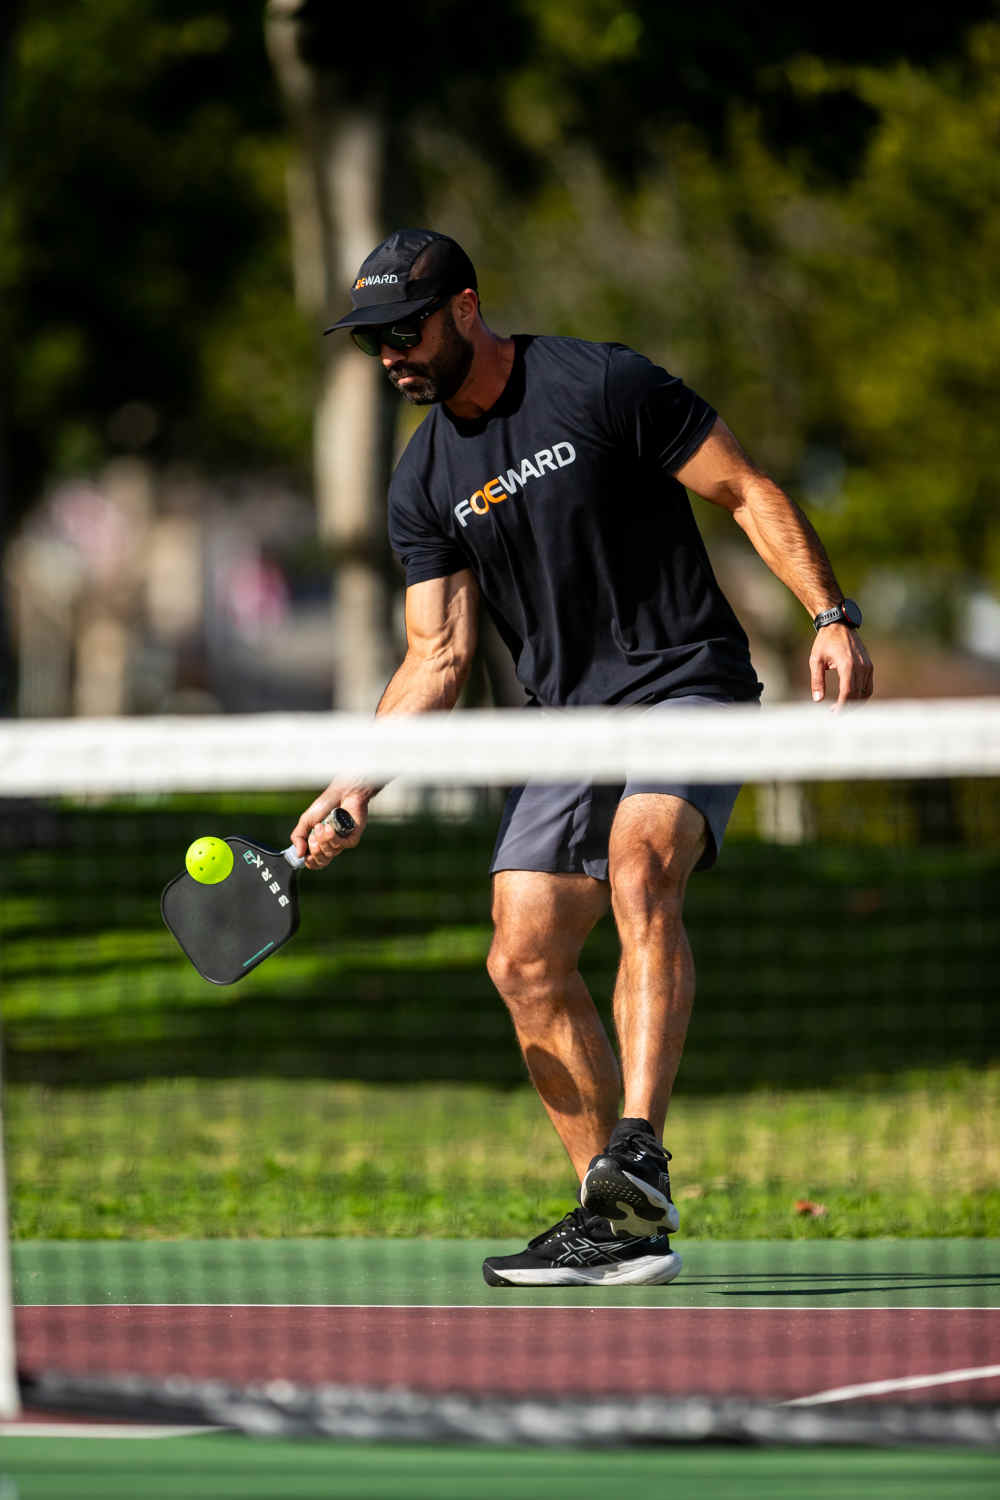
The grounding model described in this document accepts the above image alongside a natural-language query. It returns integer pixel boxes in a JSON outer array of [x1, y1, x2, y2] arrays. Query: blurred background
[[3, 0, 1000, 724]]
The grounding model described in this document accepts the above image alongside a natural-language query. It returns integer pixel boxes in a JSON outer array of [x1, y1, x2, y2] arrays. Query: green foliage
[[2, 794, 996, 1242], [4, 1, 998, 618], [8, 1070, 999, 1238], [3, 0, 311, 512], [799, 34, 1000, 592], [428, 20, 1000, 611], [3, 797, 998, 1092]]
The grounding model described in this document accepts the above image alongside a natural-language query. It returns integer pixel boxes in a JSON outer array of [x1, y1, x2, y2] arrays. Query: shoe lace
[[527, 1205, 591, 1248], [617, 1133, 672, 1166]]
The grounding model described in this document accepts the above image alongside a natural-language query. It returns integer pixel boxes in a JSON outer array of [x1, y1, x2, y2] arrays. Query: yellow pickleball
[[185, 836, 234, 885]]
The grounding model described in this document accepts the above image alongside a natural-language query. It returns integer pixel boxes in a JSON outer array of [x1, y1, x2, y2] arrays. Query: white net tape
[[1, 698, 999, 795]]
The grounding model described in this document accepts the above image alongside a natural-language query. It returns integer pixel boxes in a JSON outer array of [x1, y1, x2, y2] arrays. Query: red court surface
[[15, 1304, 1000, 1406]]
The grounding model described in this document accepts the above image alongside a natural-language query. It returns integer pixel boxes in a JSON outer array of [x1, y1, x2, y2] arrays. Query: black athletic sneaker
[[482, 1205, 682, 1287], [581, 1119, 680, 1238]]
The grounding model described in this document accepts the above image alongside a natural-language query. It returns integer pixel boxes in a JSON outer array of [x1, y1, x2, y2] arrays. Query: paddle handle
[[282, 807, 356, 871]]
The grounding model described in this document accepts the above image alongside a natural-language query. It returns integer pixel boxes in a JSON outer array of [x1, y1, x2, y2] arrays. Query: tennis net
[[1, 700, 999, 1447]]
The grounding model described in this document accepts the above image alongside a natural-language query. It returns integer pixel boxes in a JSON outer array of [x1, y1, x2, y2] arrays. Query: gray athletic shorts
[[490, 695, 745, 879]]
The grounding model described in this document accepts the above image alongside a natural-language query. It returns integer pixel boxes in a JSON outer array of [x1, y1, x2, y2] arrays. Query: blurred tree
[[0, 2, 19, 710], [261, 0, 996, 705], [426, 12, 1000, 663], [3, 0, 310, 519], [265, 0, 391, 710], [506, 0, 997, 182], [263, 0, 537, 708], [794, 32, 1000, 629], [4, 0, 997, 714]]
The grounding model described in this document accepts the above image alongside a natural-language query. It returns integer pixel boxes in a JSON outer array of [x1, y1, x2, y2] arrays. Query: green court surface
[[2, 1434, 999, 1500], [10, 1238, 999, 1498], [12, 1237, 1000, 1307]]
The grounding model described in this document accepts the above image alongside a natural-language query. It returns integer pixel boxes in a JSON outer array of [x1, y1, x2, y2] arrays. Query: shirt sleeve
[[387, 469, 467, 588], [603, 344, 717, 475]]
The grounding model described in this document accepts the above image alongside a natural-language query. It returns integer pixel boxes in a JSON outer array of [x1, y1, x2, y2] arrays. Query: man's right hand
[[290, 784, 371, 870]]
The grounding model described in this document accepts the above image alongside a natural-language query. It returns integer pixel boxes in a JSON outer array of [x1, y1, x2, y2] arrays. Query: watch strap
[[813, 598, 862, 631]]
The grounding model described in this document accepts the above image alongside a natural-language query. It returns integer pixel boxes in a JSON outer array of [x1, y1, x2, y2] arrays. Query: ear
[[452, 288, 479, 332]]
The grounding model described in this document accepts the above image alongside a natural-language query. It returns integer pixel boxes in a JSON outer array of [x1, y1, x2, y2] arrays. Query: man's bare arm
[[375, 569, 480, 717], [675, 418, 874, 705], [291, 570, 480, 867]]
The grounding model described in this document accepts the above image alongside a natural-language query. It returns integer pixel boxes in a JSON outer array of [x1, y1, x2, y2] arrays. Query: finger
[[308, 824, 343, 860], [810, 652, 827, 703], [846, 651, 874, 701], [290, 795, 337, 854], [304, 840, 338, 871], [322, 808, 357, 838], [307, 813, 362, 867], [289, 814, 315, 858]]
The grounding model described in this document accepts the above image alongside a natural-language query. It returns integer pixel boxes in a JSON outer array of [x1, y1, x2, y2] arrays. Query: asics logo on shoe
[[555, 1236, 641, 1266]]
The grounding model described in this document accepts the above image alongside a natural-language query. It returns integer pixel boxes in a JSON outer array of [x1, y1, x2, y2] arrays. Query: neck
[[445, 329, 515, 421]]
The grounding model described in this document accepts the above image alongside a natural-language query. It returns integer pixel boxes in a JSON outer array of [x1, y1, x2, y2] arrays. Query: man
[[291, 229, 873, 1288]]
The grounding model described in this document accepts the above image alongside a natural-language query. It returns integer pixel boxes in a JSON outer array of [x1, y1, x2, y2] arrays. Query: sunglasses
[[351, 296, 448, 357]]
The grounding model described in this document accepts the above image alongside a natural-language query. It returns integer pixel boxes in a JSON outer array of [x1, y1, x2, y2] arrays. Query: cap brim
[[323, 293, 440, 335]]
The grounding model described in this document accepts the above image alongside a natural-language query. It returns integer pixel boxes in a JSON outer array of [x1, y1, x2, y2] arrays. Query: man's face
[[381, 302, 474, 405]]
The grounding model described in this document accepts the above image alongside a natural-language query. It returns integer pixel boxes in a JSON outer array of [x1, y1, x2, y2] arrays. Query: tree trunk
[[265, 2, 395, 711]]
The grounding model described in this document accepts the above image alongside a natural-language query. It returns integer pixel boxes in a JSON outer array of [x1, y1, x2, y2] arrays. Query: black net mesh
[[2, 772, 999, 1445]]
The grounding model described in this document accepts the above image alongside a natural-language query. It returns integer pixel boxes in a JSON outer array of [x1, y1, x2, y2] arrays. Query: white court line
[[17, 1302, 1000, 1311], [0, 1422, 225, 1438], [783, 1364, 1000, 1407]]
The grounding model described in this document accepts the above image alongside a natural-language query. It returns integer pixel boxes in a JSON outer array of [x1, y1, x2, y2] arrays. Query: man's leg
[[486, 869, 617, 1181], [483, 864, 683, 1288], [580, 793, 706, 1237], [608, 793, 706, 1132]]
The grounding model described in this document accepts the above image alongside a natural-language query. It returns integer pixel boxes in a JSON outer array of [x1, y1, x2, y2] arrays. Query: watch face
[[843, 598, 863, 628]]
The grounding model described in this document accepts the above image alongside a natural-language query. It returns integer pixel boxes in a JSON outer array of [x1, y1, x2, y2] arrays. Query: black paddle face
[[161, 838, 301, 985]]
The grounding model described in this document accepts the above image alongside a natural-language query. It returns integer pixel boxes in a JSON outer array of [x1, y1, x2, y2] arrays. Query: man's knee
[[611, 855, 689, 930], [488, 870, 607, 1009], [610, 829, 704, 930], [609, 796, 706, 928], [487, 935, 572, 1005]]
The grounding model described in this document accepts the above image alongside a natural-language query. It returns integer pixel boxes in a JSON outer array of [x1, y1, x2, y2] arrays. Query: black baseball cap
[[323, 229, 478, 334]]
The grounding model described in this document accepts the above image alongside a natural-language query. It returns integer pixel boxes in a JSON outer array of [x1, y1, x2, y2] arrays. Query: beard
[[386, 305, 474, 405]]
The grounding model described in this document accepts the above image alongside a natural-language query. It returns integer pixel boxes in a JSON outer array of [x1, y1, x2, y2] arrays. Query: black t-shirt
[[388, 334, 762, 707]]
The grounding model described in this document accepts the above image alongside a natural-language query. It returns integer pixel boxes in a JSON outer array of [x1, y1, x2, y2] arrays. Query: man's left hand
[[810, 627, 874, 708]]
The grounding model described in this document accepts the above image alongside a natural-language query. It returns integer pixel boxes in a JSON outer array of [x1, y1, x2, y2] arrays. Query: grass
[[3, 794, 998, 1240], [7, 1066, 999, 1240], [3, 801, 999, 1096]]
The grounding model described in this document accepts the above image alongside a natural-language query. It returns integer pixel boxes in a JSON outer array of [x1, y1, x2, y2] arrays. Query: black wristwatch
[[813, 598, 862, 631]]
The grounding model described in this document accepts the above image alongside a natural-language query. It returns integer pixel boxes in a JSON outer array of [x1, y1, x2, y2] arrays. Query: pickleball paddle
[[160, 809, 355, 985]]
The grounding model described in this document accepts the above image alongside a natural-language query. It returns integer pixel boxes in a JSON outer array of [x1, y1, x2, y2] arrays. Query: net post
[[0, 1047, 20, 1418]]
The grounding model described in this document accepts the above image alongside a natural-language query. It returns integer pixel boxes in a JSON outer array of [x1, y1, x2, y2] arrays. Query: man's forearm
[[311, 651, 466, 819], [344, 648, 471, 804], [292, 573, 478, 861], [676, 420, 846, 619], [376, 645, 470, 719], [731, 473, 844, 618], [676, 420, 872, 704]]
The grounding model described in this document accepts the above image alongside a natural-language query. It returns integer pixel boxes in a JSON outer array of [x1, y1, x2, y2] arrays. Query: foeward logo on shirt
[[453, 442, 576, 528]]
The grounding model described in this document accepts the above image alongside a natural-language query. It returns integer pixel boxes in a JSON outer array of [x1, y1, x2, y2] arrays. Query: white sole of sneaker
[[582, 1166, 681, 1237], [486, 1250, 682, 1288], [619, 1169, 681, 1235]]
